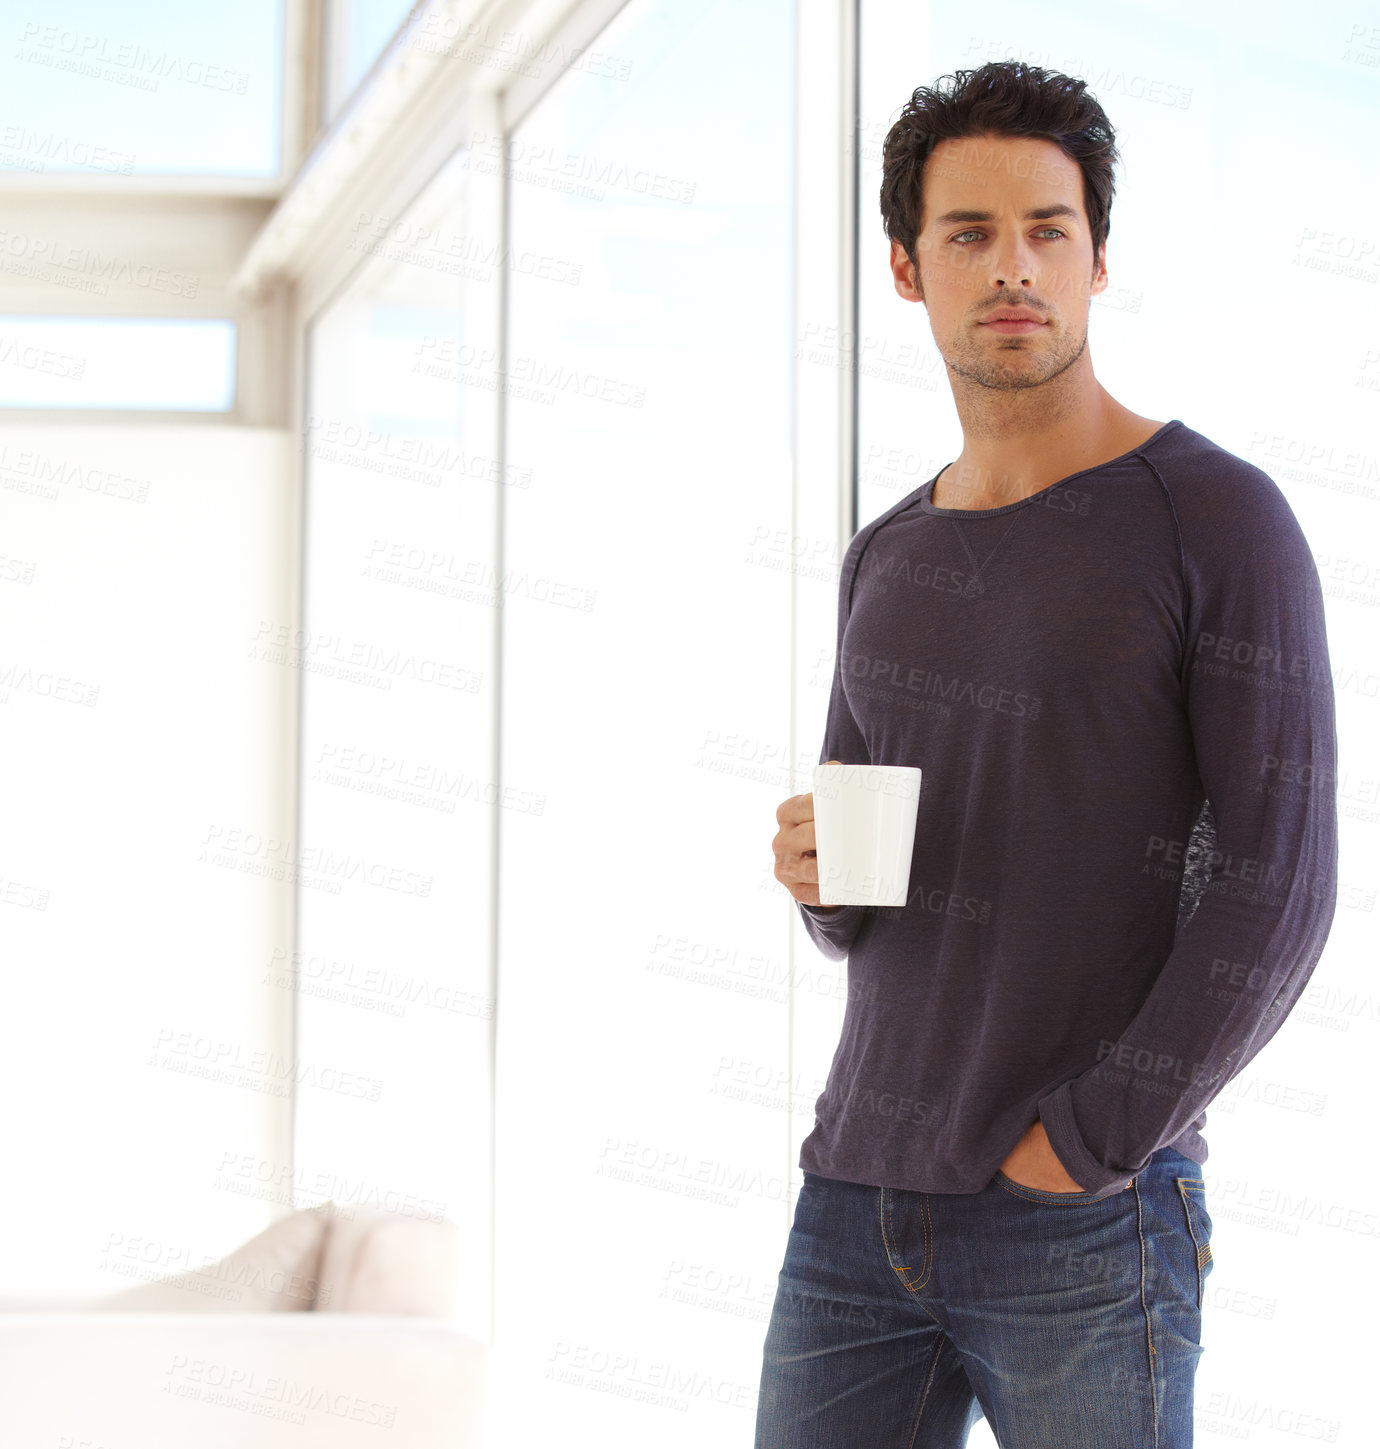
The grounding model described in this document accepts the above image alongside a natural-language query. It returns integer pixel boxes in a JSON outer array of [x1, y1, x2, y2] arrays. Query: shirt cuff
[[1037, 1083, 1135, 1200]]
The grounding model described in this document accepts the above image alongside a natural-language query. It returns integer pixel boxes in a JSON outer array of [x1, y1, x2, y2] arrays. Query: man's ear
[[890, 240, 924, 304], [1089, 239, 1109, 300]]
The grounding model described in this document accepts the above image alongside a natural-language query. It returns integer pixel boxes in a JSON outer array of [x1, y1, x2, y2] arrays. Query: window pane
[[0, 316, 235, 409], [0, 0, 282, 177], [321, 0, 417, 122], [497, 0, 795, 1439], [298, 149, 491, 1337]]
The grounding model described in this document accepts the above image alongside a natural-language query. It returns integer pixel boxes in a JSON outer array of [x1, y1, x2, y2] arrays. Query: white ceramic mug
[[812, 763, 922, 907]]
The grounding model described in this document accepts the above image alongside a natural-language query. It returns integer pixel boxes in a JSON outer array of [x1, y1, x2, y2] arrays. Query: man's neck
[[932, 391, 1164, 511]]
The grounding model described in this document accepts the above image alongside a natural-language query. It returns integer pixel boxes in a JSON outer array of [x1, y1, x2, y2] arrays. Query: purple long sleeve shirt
[[797, 418, 1339, 1200]]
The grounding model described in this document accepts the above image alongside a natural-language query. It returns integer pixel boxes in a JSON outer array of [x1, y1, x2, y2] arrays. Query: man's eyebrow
[[929, 204, 1080, 227]]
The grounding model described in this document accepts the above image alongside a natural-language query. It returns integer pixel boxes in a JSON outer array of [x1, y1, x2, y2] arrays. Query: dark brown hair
[[880, 60, 1120, 274]]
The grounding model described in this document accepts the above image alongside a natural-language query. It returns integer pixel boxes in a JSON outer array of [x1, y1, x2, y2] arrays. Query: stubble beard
[[942, 317, 1090, 393]]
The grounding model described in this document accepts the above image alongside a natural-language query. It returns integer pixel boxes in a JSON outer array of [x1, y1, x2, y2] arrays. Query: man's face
[[892, 130, 1108, 391]]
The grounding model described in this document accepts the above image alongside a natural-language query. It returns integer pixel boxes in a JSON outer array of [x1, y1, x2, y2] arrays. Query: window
[[0, 0, 283, 177], [296, 149, 490, 1336], [320, 0, 418, 123], [493, 0, 796, 1436], [0, 316, 235, 409]]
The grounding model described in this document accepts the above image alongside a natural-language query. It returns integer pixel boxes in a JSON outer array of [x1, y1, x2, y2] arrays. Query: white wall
[[0, 422, 298, 1300]]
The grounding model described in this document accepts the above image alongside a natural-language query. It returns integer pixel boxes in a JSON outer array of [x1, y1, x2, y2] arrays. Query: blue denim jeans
[[755, 1145, 1214, 1448]]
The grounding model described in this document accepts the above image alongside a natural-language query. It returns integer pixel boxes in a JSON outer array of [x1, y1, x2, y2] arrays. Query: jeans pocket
[[1174, 1175, 1214, 1310], [993, 1169, 1096, 1204]]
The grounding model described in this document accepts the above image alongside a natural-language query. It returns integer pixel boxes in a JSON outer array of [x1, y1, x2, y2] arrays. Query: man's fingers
[[776, 763, 844, 898], [776, 762, 842, 825], [774, 824, 819, 886], [776, 791, 813, 825]]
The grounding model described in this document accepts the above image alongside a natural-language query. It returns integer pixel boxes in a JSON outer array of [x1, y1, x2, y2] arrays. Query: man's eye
[[950, 228, 1067, 244]]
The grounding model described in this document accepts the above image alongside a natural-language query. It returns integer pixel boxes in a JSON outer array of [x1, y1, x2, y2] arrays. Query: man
[[758, 59, 1337, 1448]]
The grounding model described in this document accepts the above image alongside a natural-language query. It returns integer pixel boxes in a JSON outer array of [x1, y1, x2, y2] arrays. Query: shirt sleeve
[[797, 522, 876, 963], [1037, 464, 1340, 1198]]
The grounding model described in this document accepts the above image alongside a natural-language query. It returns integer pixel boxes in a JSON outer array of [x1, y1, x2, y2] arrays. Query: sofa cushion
[[96, 1204, 330, 1311], [315, 1205, 459, 1315]]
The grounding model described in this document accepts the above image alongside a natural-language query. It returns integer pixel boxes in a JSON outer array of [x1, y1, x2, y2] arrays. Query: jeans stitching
[[993, 1169, 1095, 1205], [879, 1186, 900, 1270], [879, 1185, 933, 1294], [910, 1192, 933, 1292], [1175, 1177, 1212, 1306], [904, 1331, 945, 1449], [882, 1187, 911, 1278], [1133, 1171, 1161, 1449]]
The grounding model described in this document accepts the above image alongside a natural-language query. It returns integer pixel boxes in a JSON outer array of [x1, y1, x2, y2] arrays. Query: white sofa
[[0, 1202, 489, 1448]]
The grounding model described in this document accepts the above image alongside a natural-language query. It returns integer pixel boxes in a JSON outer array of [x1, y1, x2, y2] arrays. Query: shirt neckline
[[917, 418, 1184, 518]]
